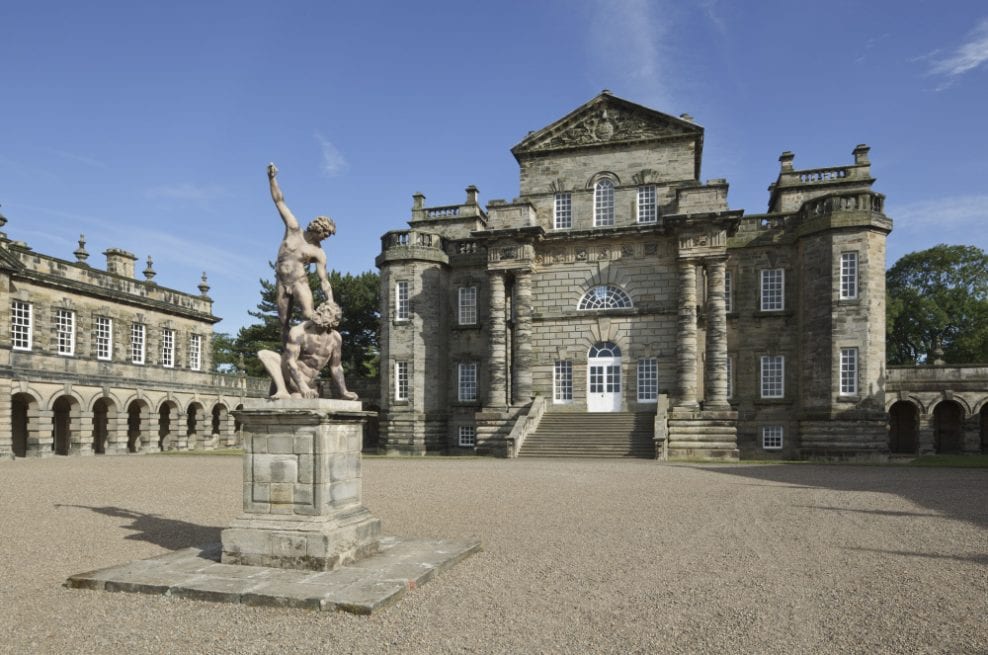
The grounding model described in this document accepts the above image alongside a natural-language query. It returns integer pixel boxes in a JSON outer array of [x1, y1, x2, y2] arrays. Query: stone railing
[[798, 167, 847, 183], [380, 229, 445, 252], [802, 191, 885, 217], [505, 394, 547, 458], [425, 205, 460, 219]]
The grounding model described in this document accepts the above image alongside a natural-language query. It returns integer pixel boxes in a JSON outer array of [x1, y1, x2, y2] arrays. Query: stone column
[[676, 259, 699, 408], [704, 257, 730, 409], [487, 271, 508, 408], [74, 409, 94, 456], [31, 408, 54, 457], [512, 270, 533, 404]]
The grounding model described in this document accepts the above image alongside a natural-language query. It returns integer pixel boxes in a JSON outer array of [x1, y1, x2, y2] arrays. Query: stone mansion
[[376, 91, 900, 460], [0, 214, 265, 460]]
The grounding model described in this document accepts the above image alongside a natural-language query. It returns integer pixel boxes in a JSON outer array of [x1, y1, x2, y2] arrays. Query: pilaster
[[512, 269, 533, 404], [487, 271, 508, 408]]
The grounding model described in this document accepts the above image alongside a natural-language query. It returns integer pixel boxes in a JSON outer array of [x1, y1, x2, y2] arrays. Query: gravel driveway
[[0, 456, 985, 654]]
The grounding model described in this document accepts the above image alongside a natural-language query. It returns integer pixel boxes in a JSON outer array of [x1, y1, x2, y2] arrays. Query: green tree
[[210, 332, 239, 373], [233, 269, 380, 381], [886, 244, 988, 365]]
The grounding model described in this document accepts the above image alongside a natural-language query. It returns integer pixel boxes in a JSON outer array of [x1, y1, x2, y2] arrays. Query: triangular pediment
[[512, 92, 703, 158]]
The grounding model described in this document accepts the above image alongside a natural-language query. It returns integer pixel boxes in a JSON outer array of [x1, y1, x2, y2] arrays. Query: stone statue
[[258, 300, 358, 401], [268, 162, 336, 344]]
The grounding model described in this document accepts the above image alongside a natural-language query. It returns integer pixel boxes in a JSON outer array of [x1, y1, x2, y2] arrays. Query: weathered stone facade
[[0, 217, 267, 460], [374, 92, 899, 460]]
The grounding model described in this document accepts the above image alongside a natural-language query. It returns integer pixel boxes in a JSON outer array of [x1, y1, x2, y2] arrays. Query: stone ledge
[[66, 536, 481, 615]]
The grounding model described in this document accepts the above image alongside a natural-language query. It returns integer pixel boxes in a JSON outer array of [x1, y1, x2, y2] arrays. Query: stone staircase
[[518, 411, 655, 458]]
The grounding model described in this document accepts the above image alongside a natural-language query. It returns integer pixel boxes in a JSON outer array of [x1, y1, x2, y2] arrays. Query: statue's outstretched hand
[[267, 162, 278, 179]]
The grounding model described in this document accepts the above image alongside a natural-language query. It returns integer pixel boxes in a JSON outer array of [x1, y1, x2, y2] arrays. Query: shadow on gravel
[[55, 504, 222, 550], [694, 465, 988, 529], [846, 546, 988, 566]]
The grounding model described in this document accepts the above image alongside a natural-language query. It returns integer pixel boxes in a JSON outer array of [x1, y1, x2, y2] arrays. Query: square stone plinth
[[222, 399, 381, 571]]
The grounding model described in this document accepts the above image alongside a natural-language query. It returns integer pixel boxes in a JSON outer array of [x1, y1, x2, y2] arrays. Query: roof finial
[[74, 234, 90, 264], [143, 255, 157, 282], [198, 272, 211, 297]]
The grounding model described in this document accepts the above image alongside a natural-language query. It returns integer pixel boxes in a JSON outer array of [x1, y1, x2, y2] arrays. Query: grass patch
[[907, 454, 988, 468], [155, 448, 244, 457]]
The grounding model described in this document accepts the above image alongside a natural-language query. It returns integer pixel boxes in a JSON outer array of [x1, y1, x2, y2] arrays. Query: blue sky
[[2, 1, 986, 335]]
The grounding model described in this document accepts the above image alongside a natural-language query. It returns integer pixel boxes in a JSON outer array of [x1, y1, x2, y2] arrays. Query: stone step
[[521, 411, 655, 459]]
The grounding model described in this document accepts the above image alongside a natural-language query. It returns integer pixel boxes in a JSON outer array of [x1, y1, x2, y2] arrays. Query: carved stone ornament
[[526, 106, 686, 152]]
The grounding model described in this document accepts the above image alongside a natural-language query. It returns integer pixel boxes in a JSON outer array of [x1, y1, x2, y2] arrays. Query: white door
[[587, 341, 622, 412]]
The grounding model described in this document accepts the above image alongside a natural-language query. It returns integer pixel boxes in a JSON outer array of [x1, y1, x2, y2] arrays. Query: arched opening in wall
[[211, 405, 226, 436], [12, 393, 34, 458], [888, 401, 919, 454], [158, 403, 176, 451], [92, 398, 112, 455], [235, 404, 244, 439], [980, 405, 988, 454], [933, 400, 965, 454], [52, 396, 77, 456], [187, 403, 203, 449], [127, 400, 149, 453]]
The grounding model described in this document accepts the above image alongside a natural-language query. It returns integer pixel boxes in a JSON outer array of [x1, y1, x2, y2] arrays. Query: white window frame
[[95, 316, 113, 361], [577, 285, 633, 311], [762, 425, 784, 450], [130, 323, 146, 365], [760, 355, 785, 399], [760, 268, 785, 312], [840, 347, 858, 396], [553, 360, 573, 403], [637, 185, 657, 223], [11, 301, 32, 351], [724, 270, 734, 313], [395, 281, 410, 321], [394, 361, 409, 401], [189, 334, 202, 371], [554, 192, 572, 229], [458, 286, 477, 325], [840, 251, 859, 300], [56, 309, 75, 356], [458, 362, 478, 402], [161, 328, 175, 368], [637, 358, 658, 403], [458, 425, 476, 448], [594, 179, 615, 226]]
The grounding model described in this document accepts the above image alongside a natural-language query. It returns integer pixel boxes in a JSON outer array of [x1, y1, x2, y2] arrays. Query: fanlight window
[[578, 285, 633, 310], [588, 341, 621, 358]]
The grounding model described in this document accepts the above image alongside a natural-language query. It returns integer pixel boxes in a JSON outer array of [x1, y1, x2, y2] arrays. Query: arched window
[[588, 341, 621, 358], [578, 285, 633, 310], [594, 179, 615, 226]]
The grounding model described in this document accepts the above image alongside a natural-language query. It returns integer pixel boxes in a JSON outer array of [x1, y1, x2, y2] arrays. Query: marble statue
[[268, 162, 336, 344], [258, 300, 358, 401]]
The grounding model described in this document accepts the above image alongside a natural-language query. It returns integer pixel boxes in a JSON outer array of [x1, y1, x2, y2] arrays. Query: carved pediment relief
[[514, 94, 701, 156]]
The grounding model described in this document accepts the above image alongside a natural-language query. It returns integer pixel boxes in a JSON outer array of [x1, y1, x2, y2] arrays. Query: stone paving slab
[[66, 536, 481, 615]]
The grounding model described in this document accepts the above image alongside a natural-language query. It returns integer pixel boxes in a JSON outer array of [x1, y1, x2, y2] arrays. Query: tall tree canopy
[[886, 244, 988, 365], [232, 269, 380, 381]]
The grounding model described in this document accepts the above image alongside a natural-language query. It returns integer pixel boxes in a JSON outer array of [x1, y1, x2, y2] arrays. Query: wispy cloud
[[886, 194, 988, 262], [146, 183, 229, 202], [927, 18, 988, 89], [3, 202, 254, 281], [314, 132, 348, 177], [586, 0, 675, 110], [698, 0, 727, 36], [48, 148, 108, 169]]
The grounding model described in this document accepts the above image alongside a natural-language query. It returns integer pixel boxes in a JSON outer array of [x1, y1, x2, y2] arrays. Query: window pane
[[95, 316, 112, 361], [637, 358, 658, 402], [578, 285, 632, 310], [161, 328, 175, 368], [131, 323, 146, 364], [760, 269, 784, 311], [554, 192, 572, 229], [760, 355, 784, 398], [56, 309, 75, 356], [11, 301, 32, 351], [637, 185, 656, 223], [594, 179, 614, 226], [762, 425, 783, 450], [458, 426, 476, 447], [840, 347, 858, 395], [554, 360, 573, 402], [458, 286, 477, 325], [395, 361, 409, 400], [840, 252, 858, 299], [458, 362, 478, 401], [395, 281, 409, 320]]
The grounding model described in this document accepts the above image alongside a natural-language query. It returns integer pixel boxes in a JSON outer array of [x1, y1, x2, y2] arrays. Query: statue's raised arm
[[269, 163, 338, 345], [268, 162, 301, 232]]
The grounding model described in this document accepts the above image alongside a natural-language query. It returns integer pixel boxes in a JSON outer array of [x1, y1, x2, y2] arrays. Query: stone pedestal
[[666, 407, 739, 461], [221, 399, 381, 571]]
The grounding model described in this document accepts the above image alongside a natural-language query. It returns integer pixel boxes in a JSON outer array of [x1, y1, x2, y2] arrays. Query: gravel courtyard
[[0, 455, 985, 655]]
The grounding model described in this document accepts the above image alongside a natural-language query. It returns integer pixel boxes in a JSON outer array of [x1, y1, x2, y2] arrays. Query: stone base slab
[[67, 536, 481, 615], [667, 408, 739, 461], [222, 506, 382, 571]]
